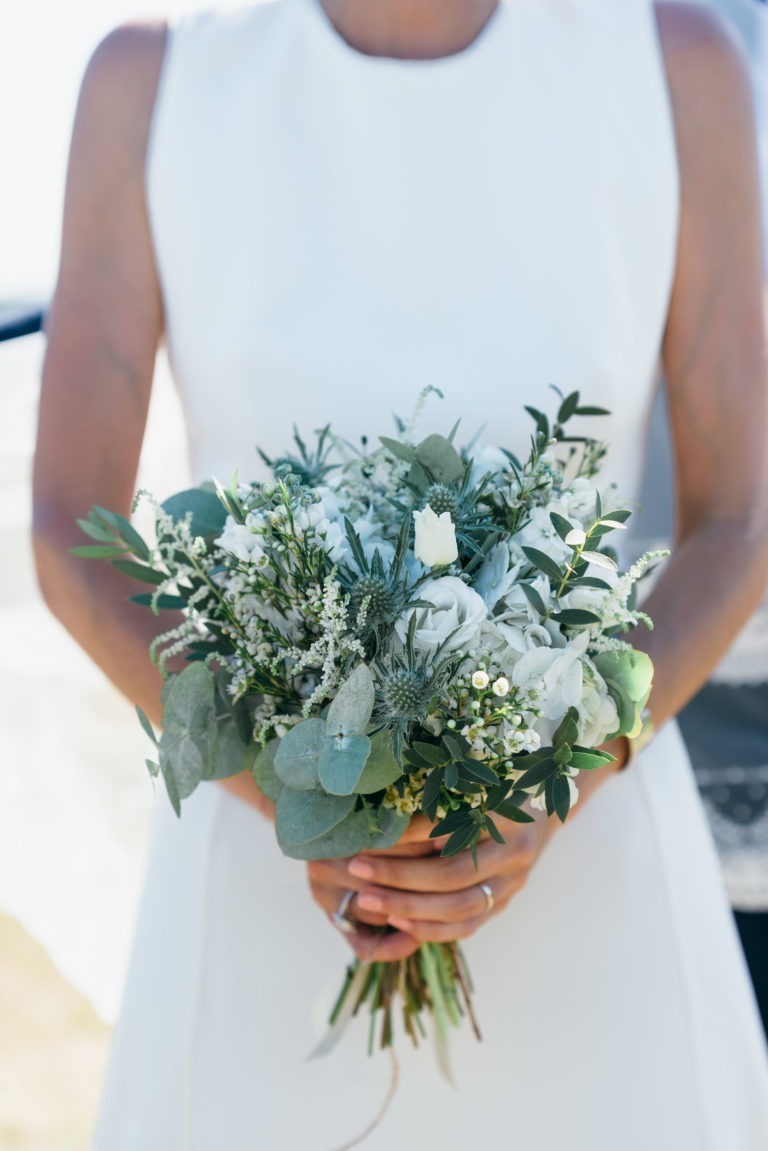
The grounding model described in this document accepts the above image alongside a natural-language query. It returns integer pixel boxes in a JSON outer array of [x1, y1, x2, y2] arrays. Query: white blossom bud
[[492, 676, 510, 697], [412, 505, 459, 567], [472, 670, 490, 690]]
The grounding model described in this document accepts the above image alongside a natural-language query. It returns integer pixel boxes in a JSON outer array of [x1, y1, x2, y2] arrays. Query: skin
[[33, 2, 768, 965]]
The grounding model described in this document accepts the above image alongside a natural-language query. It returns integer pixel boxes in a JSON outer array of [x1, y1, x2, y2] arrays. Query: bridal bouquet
[[75, 389, 658, 1054]]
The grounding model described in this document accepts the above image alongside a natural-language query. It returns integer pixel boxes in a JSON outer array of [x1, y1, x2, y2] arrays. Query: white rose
[[395, 575, 487, 655], [413, 506, 459, 567]]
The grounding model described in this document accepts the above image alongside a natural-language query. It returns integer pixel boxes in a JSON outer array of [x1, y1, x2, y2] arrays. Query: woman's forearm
[[32, 517, 272, 816], [634, 513, 768, 730]]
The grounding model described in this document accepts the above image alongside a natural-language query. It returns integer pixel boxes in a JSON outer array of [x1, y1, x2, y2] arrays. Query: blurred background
[[1, 1, 766, 1148]]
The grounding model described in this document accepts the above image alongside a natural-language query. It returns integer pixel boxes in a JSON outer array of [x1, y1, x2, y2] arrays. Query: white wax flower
[[492, 676, 510, 697], [412, 505, 458, 567], [472, 670, 490, 690]]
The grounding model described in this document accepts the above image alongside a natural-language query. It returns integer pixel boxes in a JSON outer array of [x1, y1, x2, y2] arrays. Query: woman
[[635, 0, 768, 1040], [33, 0, 768, 1147]]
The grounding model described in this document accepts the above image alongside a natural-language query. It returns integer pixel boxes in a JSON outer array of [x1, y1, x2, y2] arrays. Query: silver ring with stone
[[479, 882, 495, 914], [331, 890, 357, 934]]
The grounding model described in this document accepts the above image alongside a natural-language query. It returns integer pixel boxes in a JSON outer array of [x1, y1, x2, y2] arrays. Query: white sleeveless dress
[[92, 2, 768, 1148]]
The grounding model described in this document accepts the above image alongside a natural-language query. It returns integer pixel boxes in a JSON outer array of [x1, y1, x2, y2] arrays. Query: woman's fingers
[[355, 870, 527, 926], [347, 828, 537, 894]]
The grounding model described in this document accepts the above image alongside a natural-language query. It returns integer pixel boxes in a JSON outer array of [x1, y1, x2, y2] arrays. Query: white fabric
[[93, 2, 768, 1147]]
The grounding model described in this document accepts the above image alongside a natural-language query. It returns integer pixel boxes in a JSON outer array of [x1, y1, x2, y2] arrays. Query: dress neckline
[[298, 0, 510, 72]]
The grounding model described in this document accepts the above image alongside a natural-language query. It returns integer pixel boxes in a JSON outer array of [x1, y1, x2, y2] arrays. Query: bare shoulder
[[76, 20, 168, 162], [654, 2, 753, 118]]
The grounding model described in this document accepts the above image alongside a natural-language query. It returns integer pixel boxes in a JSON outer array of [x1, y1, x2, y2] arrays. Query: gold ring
[[479, 882, 494, 913]]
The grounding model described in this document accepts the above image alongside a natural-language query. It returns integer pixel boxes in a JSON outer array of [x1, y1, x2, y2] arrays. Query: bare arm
[[32, 24, 270, 814], [638, 3, 768, 723]]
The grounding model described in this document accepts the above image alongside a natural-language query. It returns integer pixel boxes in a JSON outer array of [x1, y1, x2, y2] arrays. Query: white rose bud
[[472, 670, 490, 690], [492, 676, 510, 697], [413, 505, 459, 567]]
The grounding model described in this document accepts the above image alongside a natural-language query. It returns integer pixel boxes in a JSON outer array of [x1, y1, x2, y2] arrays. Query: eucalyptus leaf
[[379, 436, 416, 464], [276, 787, 356, 849], [136, 706, 158, 747], [356, 731, 402, 793], [413, 433, 465, 485], [161, 486, 228, 542], [252, 740, 284, 803], [325, 664, 375, 738], [209, 715, 257, 781], [274, 718, 325, 790], [319, 733, 372, 796]]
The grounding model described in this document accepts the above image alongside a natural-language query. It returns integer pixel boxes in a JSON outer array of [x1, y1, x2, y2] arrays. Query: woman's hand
[[308, 808, 552, 962], [307, 739, 626, 961]]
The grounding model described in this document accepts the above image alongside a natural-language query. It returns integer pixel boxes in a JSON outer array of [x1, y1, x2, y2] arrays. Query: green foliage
[[593, 648, 653, 739], [252, 740, 284, 803], [161, 486, 228, 543]]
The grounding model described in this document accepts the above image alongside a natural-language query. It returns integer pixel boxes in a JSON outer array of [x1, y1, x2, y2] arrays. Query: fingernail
[[348, 859, 375, 879], [388, 917, 413, 932], [356, 893, 384, 912]]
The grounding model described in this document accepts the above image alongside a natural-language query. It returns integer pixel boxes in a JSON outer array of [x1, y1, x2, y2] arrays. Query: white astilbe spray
[[287, 575, 366, 715]]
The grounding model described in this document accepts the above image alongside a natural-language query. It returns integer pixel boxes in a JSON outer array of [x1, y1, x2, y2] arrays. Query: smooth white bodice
[[147, 0, 678, 497]]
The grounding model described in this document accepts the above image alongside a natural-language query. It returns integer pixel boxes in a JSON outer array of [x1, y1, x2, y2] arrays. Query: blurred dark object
[[0, 304, 45, 343]]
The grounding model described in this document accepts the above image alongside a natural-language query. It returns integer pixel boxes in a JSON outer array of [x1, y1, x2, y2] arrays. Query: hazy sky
[[0, 1, 242, 301]]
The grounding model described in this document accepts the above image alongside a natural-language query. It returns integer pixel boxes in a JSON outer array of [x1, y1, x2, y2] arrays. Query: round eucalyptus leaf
[[356, 731, 403, 794], [207, 715, 256, 781], [274, 718, 325, 790], [319, 734, 372, 796], [411, 434, 465, 486], [367, 805, 409, 850], [161, 485, 228, 543], [252, 739, 283, 803], [325, 664, 375, 738], [276, 788, 356, 849], [281, 802, 409, 861], [159, 729, 208, 810], [162, 662, 216, 736]]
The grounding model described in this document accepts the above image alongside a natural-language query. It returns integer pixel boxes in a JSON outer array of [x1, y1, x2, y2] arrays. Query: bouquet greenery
[[75, 390, 659, 1054]]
